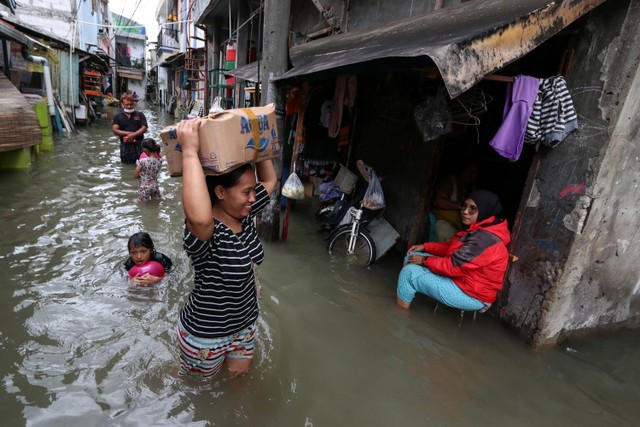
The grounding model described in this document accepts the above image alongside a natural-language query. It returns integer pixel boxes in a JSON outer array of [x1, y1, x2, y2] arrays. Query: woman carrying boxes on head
[[174, 116, 277, 380]]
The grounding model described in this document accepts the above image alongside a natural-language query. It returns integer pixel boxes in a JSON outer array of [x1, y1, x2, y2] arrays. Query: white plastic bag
[[362, 170, 385, 210], [282, 172, 305, 200], [209, 96, 224, 114]]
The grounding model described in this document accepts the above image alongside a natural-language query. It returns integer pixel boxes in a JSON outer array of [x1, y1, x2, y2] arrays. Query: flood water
[[1, 104, 639, 426]]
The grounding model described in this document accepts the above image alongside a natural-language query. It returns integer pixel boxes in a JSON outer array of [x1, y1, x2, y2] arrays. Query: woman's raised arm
[[179, 119, 214, 241]]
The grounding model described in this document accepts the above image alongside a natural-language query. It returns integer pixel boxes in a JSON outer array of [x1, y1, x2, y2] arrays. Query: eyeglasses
[[459, 203, 478, 214]]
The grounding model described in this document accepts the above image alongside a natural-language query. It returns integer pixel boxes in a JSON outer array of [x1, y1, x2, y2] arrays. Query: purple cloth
[[489, 75, 540, 161]]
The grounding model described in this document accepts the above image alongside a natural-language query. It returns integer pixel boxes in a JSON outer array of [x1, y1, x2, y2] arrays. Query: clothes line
[[75, 19, 192, 29]]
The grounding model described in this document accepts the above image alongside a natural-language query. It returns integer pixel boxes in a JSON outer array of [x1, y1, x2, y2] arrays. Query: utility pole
[[257, 0, 292, 241]]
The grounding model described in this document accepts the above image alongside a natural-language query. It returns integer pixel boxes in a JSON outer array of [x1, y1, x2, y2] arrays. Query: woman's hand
[[407, 244, 424, 254], [177, 118, 202, 154], [406, 254, 426, 265]]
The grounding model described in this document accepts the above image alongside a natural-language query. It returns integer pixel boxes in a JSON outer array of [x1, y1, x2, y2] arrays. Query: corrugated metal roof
[[276, 0, 609, 98], [224, 61, 260, 83], [0, 19, 31, 46], [160, 52, 185, 68]]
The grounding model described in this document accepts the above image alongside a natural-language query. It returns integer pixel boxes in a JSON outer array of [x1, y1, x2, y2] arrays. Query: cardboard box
[[160, 126, 183, 177], [160, 104, 281, 177]]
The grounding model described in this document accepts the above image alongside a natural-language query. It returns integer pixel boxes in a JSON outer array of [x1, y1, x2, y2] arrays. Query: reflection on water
[[1, 105, 639, 426]]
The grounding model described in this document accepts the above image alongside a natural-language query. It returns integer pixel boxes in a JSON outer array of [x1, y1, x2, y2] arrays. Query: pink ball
[[128, 260, 165, 278]]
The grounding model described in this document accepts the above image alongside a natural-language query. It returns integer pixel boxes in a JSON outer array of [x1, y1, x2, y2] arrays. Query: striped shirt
[[180, 183, 270, 338], [525, 75, 578, 147]]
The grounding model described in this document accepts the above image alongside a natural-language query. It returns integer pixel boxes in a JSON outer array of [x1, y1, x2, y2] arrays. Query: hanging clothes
[[489, 75, 540, 161], [328, 75, 357, 138], [301, 87, 339, 166], [524, 75, 578, 148]]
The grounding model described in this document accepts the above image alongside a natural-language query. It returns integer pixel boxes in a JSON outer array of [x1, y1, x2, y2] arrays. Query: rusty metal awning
[[224, 61, 260, 83], [276, 0, 608, 98], [160, 52, 185, 68], [0, 19, 32, 46], [79, 49, 110, 73]]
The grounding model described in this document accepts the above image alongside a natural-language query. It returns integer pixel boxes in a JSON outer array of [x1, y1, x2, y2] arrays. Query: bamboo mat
[[0, 72, 42, 152]]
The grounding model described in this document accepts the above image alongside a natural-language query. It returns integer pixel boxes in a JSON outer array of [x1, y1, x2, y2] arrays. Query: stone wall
[[498, 0, 640, 346]]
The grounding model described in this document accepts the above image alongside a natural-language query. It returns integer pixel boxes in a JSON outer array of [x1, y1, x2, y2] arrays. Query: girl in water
[[134, 138, 162, 202], [124, 232, 173, 286]]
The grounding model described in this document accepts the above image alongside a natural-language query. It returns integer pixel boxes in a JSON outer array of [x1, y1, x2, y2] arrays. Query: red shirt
[[423, 216, 511, 303]]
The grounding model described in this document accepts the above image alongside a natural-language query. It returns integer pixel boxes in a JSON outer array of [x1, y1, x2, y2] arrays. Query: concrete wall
[[117, 35, 146, 68], [498, 0, 640, 346], [125, 79, 144, 99], [531, 0, 640, 346], [5, 0, 75, 44]]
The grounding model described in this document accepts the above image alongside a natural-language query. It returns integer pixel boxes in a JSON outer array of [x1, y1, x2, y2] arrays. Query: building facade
[[192, 0, 640, 347]]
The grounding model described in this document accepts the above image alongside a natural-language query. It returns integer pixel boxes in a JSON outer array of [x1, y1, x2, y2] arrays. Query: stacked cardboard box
[[160, 104, 280, 176]]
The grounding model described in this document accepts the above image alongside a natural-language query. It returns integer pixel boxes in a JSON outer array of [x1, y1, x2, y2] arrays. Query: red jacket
[[423, 216, 510, 304]]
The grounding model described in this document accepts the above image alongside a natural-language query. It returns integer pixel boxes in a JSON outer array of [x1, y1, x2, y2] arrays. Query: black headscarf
[[468, 190, 502, 222]]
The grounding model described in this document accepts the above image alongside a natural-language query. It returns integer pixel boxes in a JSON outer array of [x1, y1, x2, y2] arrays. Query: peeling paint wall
[[5, 0, 76, 44], [499, 0, 640, 346]]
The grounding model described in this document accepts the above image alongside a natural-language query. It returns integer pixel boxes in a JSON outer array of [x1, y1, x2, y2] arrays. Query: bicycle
[[326, 161, 398, 266], [326, 202, 379, 266]]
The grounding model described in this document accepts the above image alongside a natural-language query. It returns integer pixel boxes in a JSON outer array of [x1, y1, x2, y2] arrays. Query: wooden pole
[[281, 83, 309, 241]]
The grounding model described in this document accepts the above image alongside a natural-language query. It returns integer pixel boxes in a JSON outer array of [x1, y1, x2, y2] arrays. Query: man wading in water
[[112, 93, 148, 164]]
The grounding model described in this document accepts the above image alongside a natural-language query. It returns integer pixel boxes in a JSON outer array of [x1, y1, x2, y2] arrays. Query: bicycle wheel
[[327, 225, 377, 266]]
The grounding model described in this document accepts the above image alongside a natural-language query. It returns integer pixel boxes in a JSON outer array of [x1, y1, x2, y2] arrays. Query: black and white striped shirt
[[525, 75, 578, 147], [180, 183, 270, 338]]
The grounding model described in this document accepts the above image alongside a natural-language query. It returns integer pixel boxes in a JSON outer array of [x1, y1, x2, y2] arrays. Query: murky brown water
[[0, 104, 639, 426]]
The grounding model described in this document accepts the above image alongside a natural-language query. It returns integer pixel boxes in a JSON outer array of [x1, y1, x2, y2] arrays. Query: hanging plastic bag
[[414, 88, 452, 142], [209, 96, 224, 114], [282, 172, 305, 200], [362, 170, 385, 210]]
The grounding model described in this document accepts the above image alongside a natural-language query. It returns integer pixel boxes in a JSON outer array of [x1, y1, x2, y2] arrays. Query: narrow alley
[[0, 105, 638, 426]]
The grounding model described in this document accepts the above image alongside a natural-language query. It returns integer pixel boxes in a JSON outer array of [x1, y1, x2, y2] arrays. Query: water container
[[226, 42, 237, 62], [75, 105, 87, 121]]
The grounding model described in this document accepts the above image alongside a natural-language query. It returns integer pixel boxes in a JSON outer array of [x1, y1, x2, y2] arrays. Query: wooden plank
[[281, 83, 309, 242]]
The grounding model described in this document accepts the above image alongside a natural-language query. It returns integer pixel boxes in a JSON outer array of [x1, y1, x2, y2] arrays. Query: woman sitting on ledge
[[396, 190, 510, 312]]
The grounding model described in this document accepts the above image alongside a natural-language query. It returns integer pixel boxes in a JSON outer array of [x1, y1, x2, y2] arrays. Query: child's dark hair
[[142, 138, 161, 154], [128, 232, 155, 252], [205, 163, 254, 206]]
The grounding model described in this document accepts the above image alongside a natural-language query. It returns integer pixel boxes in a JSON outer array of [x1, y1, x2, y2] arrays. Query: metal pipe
[[22, 48, 56, 117]]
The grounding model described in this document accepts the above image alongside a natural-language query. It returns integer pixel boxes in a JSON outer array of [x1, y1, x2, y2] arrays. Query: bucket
[[75, 105, 87, 120]]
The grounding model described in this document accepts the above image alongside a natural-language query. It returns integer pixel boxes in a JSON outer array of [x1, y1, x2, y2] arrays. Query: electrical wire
[[114, 0, 144, 39]]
